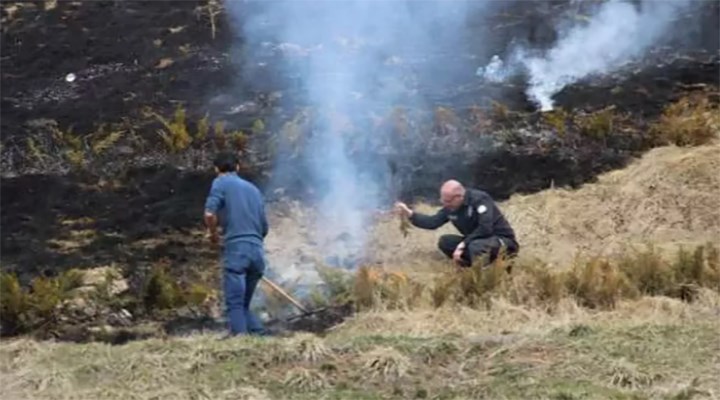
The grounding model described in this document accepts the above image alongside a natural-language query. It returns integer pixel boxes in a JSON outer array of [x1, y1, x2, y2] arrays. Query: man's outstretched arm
[[395, 201, 448, 230], [409, 209, 449, 230]]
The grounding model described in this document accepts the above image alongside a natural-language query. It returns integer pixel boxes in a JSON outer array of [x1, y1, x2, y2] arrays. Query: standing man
[[395, 180, 519, 267], [204, 152, 269, 336]]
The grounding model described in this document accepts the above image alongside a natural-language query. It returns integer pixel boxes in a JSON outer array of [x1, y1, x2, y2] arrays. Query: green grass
[[2, 317, 718, 400]]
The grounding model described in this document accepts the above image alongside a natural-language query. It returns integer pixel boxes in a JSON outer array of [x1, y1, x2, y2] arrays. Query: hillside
[[1, 1, 720, 399], [262, 139, 720, 287]]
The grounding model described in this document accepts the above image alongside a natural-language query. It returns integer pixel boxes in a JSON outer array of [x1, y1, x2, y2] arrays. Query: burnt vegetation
[[0, 0, 719, 344]]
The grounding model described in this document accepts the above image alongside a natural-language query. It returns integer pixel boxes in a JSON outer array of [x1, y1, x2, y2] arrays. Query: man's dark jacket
[[409, 188, 517, 246]]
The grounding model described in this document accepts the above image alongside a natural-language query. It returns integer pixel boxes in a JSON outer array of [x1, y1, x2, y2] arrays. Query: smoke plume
[[514, 0, 695, 111], [225, 0, 490, 268]]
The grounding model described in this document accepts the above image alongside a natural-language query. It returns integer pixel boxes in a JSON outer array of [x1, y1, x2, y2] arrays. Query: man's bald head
[[440, 179, 465, 210]]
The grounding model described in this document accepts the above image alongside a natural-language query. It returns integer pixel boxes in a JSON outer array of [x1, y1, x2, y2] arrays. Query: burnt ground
[[0, 1, 719, 339]]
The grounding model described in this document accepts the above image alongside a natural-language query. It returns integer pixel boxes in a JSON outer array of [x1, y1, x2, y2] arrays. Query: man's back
[[205, 173, 269, 246]]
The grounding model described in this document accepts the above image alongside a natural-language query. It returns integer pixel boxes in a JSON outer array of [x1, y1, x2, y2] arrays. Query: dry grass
[[272, 333, 333, 364], [283, 367, 328, 391], [351, 242, 717, 313], [2, 292, 718, 399], [360, 346, 411, 381], [651, 93, 720, 147], [501, 140, 720, 266], [353, 266, 424, 311]]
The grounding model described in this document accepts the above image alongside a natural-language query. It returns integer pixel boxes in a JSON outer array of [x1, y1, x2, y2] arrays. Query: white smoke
[[226, 0, 492, 270], [515, 0, 693, 111]]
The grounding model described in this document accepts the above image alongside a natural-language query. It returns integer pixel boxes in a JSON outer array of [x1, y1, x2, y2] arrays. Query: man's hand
[[394, 201, 413, 218], [452, 242, 466, 264], [204, 211, 220, 248]]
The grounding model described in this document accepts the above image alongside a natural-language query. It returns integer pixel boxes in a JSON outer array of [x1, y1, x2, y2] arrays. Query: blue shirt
[[204, 173, 269, 246]]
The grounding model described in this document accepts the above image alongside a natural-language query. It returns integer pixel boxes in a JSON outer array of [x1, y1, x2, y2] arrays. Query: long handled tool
[[261, 276, 309, 314]]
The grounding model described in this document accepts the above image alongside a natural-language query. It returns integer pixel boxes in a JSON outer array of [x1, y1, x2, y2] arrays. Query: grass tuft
[[273, 333, 333, 364], [607, 358, 657, 390], [360, 346, 411, 381], [283, 367, 328, 391]]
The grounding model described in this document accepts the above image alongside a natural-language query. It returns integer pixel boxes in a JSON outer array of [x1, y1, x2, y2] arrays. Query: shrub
[[651, 93, 719, 146], [353, 266, 423, 311], [490, 100, 510, 122], [508, 264, 565, 307], [433, 106, 459, 136], [542, 108, 570, 136], [455, 259, 508, 308], [575, 106, 616, 139], [0, 269, 84, 335], [315, 265, 354, 305], [565, 258, 638, 309], [618, 244, 676, 296], [154, 105, 192, 153], [430, 255, 512, 308], [142, 263, 185, 312], [669, 243, 720, 299], [0, 272, 29, 335]]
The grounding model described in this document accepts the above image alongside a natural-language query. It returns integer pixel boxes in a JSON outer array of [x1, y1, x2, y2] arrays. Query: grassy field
[[2, 141, 719, 400], [2, 290, 719, 400]]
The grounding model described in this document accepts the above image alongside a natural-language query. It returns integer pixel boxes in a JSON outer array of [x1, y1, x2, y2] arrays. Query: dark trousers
[[438, 234, 518, 267], [222, 241, 265, 335]]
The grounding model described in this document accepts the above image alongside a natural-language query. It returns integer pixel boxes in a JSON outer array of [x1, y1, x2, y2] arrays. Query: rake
[[261, 276, 309, 314]]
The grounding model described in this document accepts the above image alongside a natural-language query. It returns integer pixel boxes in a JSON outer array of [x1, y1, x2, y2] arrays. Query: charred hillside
[[1, 0, 719, 276]]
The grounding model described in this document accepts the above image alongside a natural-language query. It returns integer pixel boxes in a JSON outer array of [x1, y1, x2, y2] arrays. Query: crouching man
[[395, 179, 519, 267], [204, 152, 270, 336]]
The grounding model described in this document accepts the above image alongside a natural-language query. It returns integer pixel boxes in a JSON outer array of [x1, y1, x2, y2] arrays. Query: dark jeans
[[438, 234, 518, 267], [222, 241, 266, 335]]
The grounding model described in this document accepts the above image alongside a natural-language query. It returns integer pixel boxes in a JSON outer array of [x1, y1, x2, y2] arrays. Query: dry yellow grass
[[2, 291, 718, 399], [503, 140, 720, 266]]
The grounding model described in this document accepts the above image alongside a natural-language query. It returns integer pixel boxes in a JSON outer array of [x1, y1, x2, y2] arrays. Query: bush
[[565, 258, 638, 309], [0, 272, 29, 335], [430, 255, 512, 308], [574, 106, 617, 139], [618, 245, 676, 296], [651, 93, 719, 146], [353, 266, 423, 311], [0, 269, 84, 335], [542, 108, 570, 136], [142, 263, 185, 311]]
